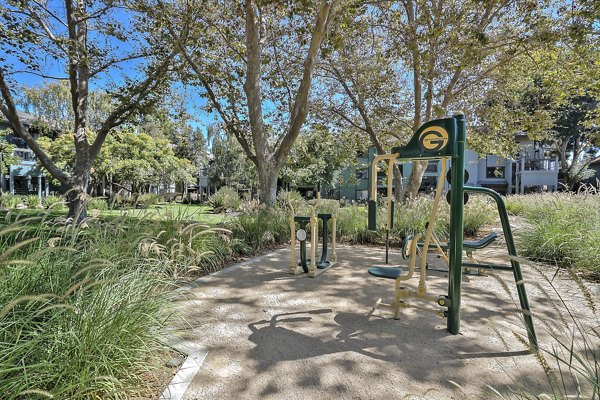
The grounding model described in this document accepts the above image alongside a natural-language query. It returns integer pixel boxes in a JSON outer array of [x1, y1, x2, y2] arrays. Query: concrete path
[[169, 244, 596, 400]]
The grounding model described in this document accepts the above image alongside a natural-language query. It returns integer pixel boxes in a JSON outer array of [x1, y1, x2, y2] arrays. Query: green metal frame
[[367, 114, 538, 349], [464, 185, 537, 348]]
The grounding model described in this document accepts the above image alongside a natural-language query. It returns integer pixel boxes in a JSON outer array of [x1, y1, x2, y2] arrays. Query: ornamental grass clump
[[0, 194, 21, 209], [491, 262, 599, 399], [208, 186, 242, 212], [515, 192, 600, 274], [231, 208, 289, 252], [336, 204, 382, 244], [0, 208, 234, 399], [392, 194, 494, 239], [43, 194, 66, 210]]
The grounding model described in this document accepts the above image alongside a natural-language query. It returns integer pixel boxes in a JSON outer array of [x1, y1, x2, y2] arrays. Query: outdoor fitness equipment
[[288, 193, 337, 277], [366, 114, 538, 349], [402, 224, 498, 275]]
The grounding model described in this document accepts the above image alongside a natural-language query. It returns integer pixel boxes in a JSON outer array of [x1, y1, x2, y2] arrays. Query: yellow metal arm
[[418, 157, 447, 295]]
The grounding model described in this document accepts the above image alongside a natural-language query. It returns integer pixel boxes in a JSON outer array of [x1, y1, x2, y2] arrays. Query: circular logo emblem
[[419, 127, 449, 151], [296, 229, 307, 241]]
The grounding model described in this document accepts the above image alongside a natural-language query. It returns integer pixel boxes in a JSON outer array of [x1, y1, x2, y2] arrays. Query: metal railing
[[517, 157, 559, 172]]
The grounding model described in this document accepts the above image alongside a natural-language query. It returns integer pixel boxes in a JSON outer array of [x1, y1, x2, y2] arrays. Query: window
[[486, 155, 505, 179], [486, 166, 505, 179], [426, 160, 438, 173]]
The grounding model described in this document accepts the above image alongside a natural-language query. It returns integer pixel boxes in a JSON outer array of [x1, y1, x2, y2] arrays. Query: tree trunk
[[393, 164, 405, 202], [403, 160, 428, 201], [258, 165, 278, 206], [66, 183, 89, 223], [66, 163, 91, 222]]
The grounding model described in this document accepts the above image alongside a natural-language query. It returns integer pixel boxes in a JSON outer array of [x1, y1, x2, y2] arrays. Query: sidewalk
[[166, 244, 591, 400]]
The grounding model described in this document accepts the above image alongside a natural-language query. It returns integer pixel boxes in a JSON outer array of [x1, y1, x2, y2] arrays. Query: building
[[0, 111, 50, 198], [338, 135, 559, 200], [581, 157, 600, 186]]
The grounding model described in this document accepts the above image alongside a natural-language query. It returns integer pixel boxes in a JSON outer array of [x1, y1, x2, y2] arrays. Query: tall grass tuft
[[0, 208, 234, 399], [231, 208, 289, 252], [391, 194, 495, 239], [493, 262, 600, 399], [336, 205, 381, 244], [0, 194, 22, 209], [511, 192, 600, 274]]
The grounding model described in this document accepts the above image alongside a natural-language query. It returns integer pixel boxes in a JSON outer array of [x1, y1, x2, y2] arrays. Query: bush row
[[229, 191, 497, 252]]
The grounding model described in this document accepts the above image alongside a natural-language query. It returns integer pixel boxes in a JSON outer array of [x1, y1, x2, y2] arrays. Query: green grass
[[0, 208, 235, 399], [99, 203, 226, 224], [508, 193, 600, 274], [4, 203, 226, 225]]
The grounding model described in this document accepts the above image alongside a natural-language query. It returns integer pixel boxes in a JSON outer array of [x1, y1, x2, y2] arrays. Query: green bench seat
[[368, 266, 404, 279]]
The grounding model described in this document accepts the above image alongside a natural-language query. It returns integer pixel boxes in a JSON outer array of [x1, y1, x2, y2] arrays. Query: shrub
[[26, 194, 40, 208], [276, 190, 305, 210], [0, 193, 21, 208], [138, 193, 162, 208], [110, 193, 135, 209], [231, 208, 288, 252], [43, 194, 66, 210], [87, 197, 108, 211], [208, 186, 241, 212]]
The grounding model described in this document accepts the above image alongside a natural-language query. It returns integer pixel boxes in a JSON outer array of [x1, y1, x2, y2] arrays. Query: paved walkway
[[169, 244, 596, 400]]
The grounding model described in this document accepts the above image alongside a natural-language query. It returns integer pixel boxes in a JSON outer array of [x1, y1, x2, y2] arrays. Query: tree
[[472, 1, 600, 189], [38, 129, 195, 195], [322, 1, 554, 200], [317, 3, 412, 200], [18, 81, 112, 133], [206, 123, 257, 190], [0, 130, 18, 194], [280, 125, 361, 193], [553, 95, 599, 188], [0, 0, 174, 220], [151, 0, 335, 206]]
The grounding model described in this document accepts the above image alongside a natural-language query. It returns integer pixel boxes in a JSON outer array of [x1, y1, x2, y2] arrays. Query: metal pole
[[465, 186, 538, 349], [447, 114, 466, 334]]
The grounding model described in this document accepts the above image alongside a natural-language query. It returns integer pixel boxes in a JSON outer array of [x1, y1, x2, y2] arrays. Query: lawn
[[0, 203, 228, 225], [99, 203, 227, 224]]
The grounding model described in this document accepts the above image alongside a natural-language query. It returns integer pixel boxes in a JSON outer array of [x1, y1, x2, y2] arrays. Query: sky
[[3, 1, 211, 135]]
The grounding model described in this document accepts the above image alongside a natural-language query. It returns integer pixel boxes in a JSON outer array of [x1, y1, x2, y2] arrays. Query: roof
[[1, 110, 36, 126]]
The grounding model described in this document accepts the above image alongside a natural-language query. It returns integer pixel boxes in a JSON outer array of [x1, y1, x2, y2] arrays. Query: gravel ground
[[169, 244, 598, 400]]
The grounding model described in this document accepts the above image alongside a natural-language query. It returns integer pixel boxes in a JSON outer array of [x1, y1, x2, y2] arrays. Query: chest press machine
[[367, 114, 538, 349]]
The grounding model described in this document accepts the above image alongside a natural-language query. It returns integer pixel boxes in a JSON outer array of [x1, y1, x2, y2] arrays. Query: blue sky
[[4, 1, 211, 135]]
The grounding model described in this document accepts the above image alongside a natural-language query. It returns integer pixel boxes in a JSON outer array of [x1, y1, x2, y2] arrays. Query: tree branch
[[0, 69, 70, 185], [89, 52, 175, 160], [273, 0, 334, 167]]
